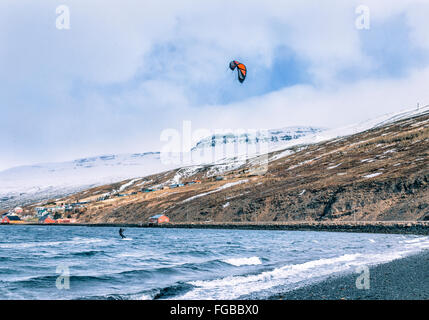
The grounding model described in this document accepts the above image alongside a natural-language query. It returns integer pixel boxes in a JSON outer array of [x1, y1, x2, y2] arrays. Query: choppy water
[[0, 225, 428, 300]]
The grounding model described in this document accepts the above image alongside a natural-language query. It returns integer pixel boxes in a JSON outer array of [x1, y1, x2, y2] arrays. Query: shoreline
[[1, 221, 429, 235], [272, 250, 429, 300]]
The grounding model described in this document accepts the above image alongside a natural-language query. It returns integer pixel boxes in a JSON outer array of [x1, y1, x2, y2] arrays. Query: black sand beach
[[274, 251, 429, 300]]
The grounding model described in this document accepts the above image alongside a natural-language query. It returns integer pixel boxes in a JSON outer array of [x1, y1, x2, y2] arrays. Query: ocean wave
[[8, 262, 209, 288], [115, 258, 230, 278], [6, 274, 112, 287], [80, 288, 161, 300], [71, 250, 105, 257], [114, 267, 178, 278], [116, 252, 155, 259], [153, 282, 195, 300], [169, 249, 213, 257], [402, 236, 429, 245], [0, 237, 106, 249], [400, 237, 429, 252], [178, 250, 417, 299], [222, 256, 262, 267], [37, 249, 107, 259]]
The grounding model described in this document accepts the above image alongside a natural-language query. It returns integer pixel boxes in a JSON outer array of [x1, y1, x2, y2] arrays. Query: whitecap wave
[[0, 237, 105, 249], [222, 256, 262, 267], [178, 243, 428, 300]]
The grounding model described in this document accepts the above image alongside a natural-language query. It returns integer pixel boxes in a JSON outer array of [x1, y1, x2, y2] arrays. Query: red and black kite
[[229, 60, 247, 83]]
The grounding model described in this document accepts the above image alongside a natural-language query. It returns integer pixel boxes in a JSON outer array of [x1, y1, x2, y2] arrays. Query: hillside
[[0, 127, 322, 210], [22, 108, 429, 223]]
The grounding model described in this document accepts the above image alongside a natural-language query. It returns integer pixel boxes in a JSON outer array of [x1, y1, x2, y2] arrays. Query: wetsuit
[[119, 228, 126, 239]]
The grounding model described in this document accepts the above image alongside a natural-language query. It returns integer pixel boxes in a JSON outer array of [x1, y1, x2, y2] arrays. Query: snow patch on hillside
[[182, 180, 249, 203]]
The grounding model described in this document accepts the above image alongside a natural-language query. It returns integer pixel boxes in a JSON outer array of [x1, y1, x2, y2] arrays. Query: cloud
[[188, 66, 429, 131], [1, 0, 429, 171]]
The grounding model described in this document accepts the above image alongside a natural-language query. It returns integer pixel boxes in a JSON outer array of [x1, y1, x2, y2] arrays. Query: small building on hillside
[[43, 217, 56, 224], [64, 204, 74, 212], [56, 218, 77, 224], [35, 207, 48, 217], [148, 214, 170, 224], [1, 215, 23, 224], [39, 215, 56, 224]]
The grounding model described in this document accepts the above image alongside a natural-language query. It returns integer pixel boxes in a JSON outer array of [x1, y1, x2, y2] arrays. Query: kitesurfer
[[119, 228, 126, 239]]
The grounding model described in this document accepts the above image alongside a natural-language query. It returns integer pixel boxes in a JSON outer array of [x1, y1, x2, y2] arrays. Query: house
[[44, 217, 56, 224], [193, 180, 202, 184], [1, 215, 23, 224], [169, 184, 180, 189], [39, 214, 56, 224], [215, 176, 224, 181], [35, 207, 48, 217], [56, 218, 76, 224], [148, 214, 170, 224], [14, 207, 23, 214], [51, 206, 65, 213]]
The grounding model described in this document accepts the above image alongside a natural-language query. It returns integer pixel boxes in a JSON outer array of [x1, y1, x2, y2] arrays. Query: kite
[[229, 60, 247, 83]]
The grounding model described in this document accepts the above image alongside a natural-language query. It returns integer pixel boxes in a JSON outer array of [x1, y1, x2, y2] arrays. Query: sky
[[1, 0, 429, 171]]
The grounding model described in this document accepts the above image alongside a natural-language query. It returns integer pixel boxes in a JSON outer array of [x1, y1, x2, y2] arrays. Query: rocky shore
[[10, 221, 429, 235], [141, 221, 429, 235]]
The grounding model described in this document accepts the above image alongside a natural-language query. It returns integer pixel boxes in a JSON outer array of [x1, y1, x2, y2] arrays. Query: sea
[[0, 225, 428, 300]]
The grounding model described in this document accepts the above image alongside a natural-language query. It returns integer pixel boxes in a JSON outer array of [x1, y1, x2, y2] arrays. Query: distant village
[[0, 179, 206, 225]]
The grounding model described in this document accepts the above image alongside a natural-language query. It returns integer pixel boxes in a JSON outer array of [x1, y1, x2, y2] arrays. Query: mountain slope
[[0, 152, 176, 209], [191, 126, 322, 151], [21, 106, 429, 223], [0, 127, 322, 209]]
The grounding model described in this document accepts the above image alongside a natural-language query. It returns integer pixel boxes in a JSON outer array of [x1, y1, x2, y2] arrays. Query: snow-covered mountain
[[191, 127, 322, 151], [0, 152, 165, 193], [0, 152, 180, 209], [0, 126, 322, 209], [1, 104, 428, 210]]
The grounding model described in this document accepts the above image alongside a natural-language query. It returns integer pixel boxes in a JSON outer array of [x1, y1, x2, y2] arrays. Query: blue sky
[[1, 0, 429, 171]]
